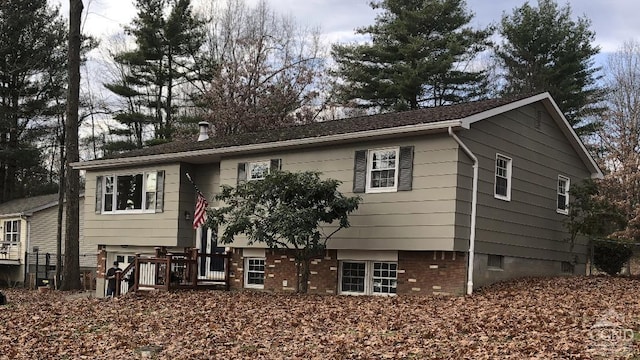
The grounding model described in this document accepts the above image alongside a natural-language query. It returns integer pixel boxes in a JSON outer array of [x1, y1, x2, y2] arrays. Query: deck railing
[[113, 248, 231, 296], [0, 242, 21, 261]]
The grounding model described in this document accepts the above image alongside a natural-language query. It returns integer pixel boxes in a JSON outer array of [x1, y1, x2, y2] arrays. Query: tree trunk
[[61, 0, 83, 291], [299, 257, 310, 294], [56, 126, 65, 289]]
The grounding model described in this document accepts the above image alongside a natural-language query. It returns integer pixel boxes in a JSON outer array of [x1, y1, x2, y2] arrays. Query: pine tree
[[104, 0, 205, 152], [331, 0, 492, 112], [0, 0, 67, 202], [496, 0, 603, 135]]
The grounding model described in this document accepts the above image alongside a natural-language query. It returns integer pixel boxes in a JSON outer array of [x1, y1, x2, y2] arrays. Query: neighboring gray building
[[73, 92, 601, 297], [0, 193, 93, 286]]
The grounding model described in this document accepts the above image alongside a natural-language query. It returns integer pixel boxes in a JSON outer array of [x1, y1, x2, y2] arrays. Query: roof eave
[[71, 120, 467, 170], [0, 212, 28, 219]]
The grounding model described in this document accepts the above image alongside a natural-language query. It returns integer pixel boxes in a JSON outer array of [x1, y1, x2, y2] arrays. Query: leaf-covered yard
[[1, 276, 638, 359]]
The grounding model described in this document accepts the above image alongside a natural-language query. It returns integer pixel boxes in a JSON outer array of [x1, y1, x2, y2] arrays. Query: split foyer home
[[72, 92, 602, 297], [0, 193, 93, 286]]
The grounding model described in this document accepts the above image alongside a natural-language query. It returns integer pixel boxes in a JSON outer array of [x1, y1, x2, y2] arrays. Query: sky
[[54, 0, 640, 57]]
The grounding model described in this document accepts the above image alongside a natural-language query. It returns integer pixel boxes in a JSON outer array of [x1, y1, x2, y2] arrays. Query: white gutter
[[448, 127, 478, 295], [0, 212, 25, 219]]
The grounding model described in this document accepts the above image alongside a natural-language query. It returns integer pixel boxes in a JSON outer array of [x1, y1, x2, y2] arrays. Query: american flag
[[193, 192, 208, 229]]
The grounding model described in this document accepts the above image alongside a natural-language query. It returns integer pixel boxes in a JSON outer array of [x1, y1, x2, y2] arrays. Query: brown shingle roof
[[105, 93, 538, 160]]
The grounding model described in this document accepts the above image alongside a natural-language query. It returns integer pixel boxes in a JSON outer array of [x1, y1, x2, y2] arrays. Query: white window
[[366, 148, 399, 193], [494, 154, 512, 201], [339, 261, 397, 295], [102, 172, 157, 213], [248, 161, 270, 181], [3, 220, 20, 243], [244, 257, 265, 289], [557, 175, 570, 214]]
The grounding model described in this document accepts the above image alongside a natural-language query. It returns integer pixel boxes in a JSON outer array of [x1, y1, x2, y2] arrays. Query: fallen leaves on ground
[[0, 276, 639, 359]]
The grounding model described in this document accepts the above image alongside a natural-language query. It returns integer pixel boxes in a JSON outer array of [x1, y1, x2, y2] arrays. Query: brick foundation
[[229, 248, 244, 291], [97, 246, 107, 279], [230, 248, 338, 294], [397, 251, 466, 295], [231, 248, 467, 296]]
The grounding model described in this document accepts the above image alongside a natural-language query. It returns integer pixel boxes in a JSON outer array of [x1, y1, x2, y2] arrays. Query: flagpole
[[186, 172, 209, 230], [185, 172, 205, 197]]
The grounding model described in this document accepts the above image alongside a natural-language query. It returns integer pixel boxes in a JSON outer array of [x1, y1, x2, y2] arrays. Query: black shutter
[[270, 158, 282, 172], [398, 146, 414, 191], [237, 163, 247, 184], [353, 150, 367, 193], [95, 176, 103, 213], [155, 170, 165, 212]]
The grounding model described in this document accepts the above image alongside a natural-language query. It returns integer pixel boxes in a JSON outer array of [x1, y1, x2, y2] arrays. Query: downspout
[[448, 127, 478, 295]]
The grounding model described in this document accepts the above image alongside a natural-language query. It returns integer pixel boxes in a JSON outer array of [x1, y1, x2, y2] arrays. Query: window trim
[[339, 260, 398, 296], [487, 254, 504, 270], [365, 147, 400, 193], [3, 220, 20, 243], [244, 257, 266, 289], [557, 175, 570, 215], [101, 171, 158, 214], [247, 160, 271, 181], [561, 261, 574, 274], [494, 154, 512, 201]]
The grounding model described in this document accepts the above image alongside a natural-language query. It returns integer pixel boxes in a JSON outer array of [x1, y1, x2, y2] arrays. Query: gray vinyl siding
[[454, 148, 473, 252], [28, 199, 93, 269], [457, 103, 591, 263], [219, 134, 460, 251], [176, 163, 221, 247], [84, 164, 182, 247]]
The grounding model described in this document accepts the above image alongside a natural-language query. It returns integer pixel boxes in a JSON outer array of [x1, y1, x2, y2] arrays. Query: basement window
[[244, 257, 265, 289], [339, 261, 397, 295], [487, 255, 504, 270], [561, 261, 574, 274]]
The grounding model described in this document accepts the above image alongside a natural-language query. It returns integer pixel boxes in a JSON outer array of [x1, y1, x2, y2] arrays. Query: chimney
[[197, 121, 210, 141]]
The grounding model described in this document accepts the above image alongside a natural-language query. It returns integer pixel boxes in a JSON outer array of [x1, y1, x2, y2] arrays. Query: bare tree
[[198, 0, 327, 136], [595, 41, 640, 241]]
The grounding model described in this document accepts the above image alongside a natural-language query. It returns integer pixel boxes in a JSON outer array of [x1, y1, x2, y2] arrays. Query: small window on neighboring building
[[487, 254, 504, 270], [561, 261, 574, 274], [244, 257, 265, 289], [3, 220, 20, 243], [495, 154, 512, 201], [557, 175, 570, 214]]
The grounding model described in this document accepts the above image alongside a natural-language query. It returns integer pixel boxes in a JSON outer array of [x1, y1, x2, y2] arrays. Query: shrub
[[593, 239, 633, 276]]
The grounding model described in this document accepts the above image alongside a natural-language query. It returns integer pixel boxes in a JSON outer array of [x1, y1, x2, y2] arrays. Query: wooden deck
[[113, 248, 231, 297]]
